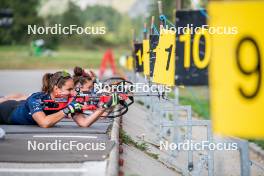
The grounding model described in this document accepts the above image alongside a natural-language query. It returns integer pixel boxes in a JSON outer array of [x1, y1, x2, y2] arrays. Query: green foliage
[[148, 0, 176, 22], [0, 0, 43, 44], [136, 100, 145, 106], [168, 113, 173, 121], [146, 0, 207, 30], [120, 129, 148, 151], [120, 129, 137, 146], [120, 129, 159, 160], [61, 1, 82, 27], [146, 152, 159, 160], [182, 0, 193, 9], [81, 5, 121, 32], [0, 1, 134, 48], [248, 139, 264, 150], [79, 5, 133, 47]]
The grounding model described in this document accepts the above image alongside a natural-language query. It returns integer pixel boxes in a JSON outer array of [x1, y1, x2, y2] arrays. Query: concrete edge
[[249, 142, 264, 160], [106, 116, 120, 176]]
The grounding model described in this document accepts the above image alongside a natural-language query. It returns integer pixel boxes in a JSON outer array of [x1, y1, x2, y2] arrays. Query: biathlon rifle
[[43, 77, 167, 118]]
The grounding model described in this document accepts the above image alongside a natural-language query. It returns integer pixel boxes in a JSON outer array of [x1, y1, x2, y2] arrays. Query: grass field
[[178, 86, 210, 119], [0, 45, 129, 69]]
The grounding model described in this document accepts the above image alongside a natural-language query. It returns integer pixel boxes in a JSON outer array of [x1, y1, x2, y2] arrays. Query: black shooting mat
[[0, 122, 111, 134], [0, 134, 115, 162]]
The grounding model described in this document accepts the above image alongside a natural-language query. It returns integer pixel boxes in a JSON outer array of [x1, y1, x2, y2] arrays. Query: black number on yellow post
[[208, 1, 264, 137], [236, 37, 262, 99], [152, 29, 175, 86], [165, 44, 173, 71]]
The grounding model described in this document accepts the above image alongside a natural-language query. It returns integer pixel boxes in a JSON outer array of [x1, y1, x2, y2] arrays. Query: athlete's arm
[[73, 108, 106, 127], [32, 110, 65, 128]]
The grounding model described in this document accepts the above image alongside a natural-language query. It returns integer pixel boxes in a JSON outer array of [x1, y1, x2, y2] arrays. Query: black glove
[[102, 93, 119, 108], [63, 101, 82, 115]]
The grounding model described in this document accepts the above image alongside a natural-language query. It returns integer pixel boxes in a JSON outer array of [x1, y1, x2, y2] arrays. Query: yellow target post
[[127, 56, 134, 71], [143, 39, 150, 76], [209, 1, 264, 138], [152, 29, 175, 86]]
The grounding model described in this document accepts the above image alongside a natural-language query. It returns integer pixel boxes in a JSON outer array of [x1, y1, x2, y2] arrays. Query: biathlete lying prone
[[0, 68, 118, 128]]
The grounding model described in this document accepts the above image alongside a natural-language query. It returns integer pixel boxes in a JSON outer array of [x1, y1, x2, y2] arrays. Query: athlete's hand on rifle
[[102, 93, 119, 108], [63, 101, 83, 117]]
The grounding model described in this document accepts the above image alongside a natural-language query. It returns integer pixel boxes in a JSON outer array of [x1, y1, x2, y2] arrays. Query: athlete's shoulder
[[28, 92, 49, 100]]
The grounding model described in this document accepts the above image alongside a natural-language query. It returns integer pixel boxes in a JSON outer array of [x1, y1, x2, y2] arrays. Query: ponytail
[[73, 66, 83, 77], [42, 73, 53, 93], [73, 66, 92, 86]]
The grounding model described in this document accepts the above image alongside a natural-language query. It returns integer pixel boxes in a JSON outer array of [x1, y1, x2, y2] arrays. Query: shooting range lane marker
[[33, 135, 98, 139]]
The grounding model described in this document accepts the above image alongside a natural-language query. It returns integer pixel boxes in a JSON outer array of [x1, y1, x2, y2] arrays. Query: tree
[[0, 0, 43, 44]]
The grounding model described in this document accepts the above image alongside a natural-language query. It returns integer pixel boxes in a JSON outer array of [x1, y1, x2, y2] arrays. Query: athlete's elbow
[[39, 124, 50, 128], [38, 121, 52, 128], [77, 121, 92, 128], [78, 123, 89, 128]]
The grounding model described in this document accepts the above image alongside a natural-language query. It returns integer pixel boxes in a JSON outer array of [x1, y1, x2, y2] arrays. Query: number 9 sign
[[209, 1, 264, 138]]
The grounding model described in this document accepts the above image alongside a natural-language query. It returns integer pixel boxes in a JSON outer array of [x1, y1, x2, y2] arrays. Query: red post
[[99, 49, 117, 79]]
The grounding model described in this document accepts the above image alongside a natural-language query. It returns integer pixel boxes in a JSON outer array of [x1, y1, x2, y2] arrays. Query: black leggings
[[0, 100, 22, 124]]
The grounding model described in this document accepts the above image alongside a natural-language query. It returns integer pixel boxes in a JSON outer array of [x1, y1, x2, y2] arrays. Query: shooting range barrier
[[125, 71, 264, 176], [121, 0, 264, 174]]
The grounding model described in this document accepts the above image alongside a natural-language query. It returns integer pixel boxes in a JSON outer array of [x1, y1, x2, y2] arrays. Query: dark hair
[[42, 71, 72, 93], [73, 66, 92, 86]]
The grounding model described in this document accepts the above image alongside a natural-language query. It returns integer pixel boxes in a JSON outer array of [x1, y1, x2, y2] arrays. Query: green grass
[[249, 139, 264, 149], [120, 129, 147, 150], [0, 45, 129, 69], [136, 100, 144, 106], [179, 96, 210, 120], [167, 87, 210, 120], [120, 129, 159, 160]]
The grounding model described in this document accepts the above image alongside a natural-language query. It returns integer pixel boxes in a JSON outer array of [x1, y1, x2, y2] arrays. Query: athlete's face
[[80, 80, 93, 92], [54, 79, 74, 97]]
